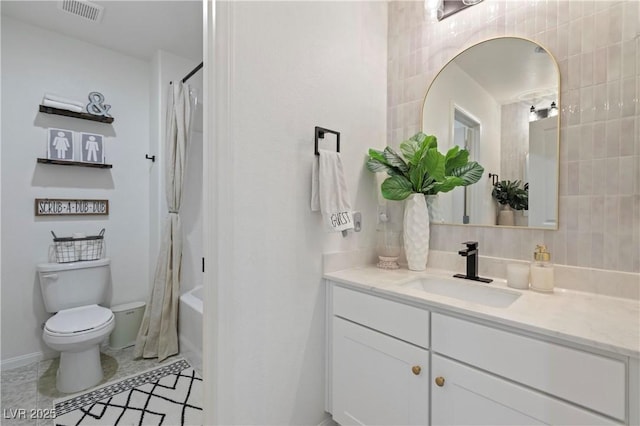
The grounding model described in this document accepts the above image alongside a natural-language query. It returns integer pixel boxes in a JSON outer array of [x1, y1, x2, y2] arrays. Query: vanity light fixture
[[529, 106, 537, 122], [429, 0, 483, 21], [548, 101, 558, 117]]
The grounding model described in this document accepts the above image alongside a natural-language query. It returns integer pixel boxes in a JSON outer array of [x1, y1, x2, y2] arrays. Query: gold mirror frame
[[421, 36, 561, 230]]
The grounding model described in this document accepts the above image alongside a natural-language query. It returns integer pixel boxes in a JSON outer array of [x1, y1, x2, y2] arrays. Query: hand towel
[[311, 149, 355, 233], [42, 99, 84, 113], [43, 93, 86, 109]]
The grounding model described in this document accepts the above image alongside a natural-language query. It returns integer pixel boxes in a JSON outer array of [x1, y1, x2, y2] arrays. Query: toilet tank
[[37, 258, 111, 313]]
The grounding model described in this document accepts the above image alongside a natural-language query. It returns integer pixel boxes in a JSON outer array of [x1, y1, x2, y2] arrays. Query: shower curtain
[[135, 82, 192, 361]]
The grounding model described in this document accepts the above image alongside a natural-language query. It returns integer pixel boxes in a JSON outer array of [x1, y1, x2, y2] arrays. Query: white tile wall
[[388, 0, 639, 273]]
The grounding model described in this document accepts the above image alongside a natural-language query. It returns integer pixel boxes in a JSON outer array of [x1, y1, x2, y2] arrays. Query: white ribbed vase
[[403, 193, 430, 271]]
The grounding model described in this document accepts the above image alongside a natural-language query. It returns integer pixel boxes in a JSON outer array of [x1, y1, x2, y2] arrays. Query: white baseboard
[[317, 416, 338, 426], [1, 350, 57, 371]]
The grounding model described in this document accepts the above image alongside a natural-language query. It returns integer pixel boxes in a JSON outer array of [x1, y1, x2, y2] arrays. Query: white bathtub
[[179, 285, 202, 374]]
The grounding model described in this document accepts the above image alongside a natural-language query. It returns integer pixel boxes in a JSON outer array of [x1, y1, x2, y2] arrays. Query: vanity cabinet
[[431, 354, 617, 425], [333, 318, 429, 425], [327, 282, 634, 426], [431, 313, 626, 425], [330, 285, 430, 426], [431, 313, 626, 424]]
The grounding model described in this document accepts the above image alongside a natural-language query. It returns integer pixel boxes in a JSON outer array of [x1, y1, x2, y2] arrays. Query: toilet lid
[[45, 304, 113, 334]]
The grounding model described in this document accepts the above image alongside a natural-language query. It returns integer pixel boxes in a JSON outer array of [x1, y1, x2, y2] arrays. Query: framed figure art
[[80, 132, 104, 164], [47, 128, 74, 161]]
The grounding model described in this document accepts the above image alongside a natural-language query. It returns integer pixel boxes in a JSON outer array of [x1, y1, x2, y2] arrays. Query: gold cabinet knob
[[435, 376, 445, 387], [411, 365, 422, 375]]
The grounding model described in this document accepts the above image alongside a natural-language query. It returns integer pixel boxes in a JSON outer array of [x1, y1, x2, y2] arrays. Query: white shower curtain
[[135, 82, 192, 361]]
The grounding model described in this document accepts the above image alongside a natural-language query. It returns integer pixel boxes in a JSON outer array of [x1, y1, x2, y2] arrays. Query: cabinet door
[[332, 317, 429, 426], [432, 355, 618, 426], [432, 313, 626, 420]]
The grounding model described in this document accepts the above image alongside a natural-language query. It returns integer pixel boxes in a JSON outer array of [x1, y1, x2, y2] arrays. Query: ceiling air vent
[[57, 0, 104, 23]]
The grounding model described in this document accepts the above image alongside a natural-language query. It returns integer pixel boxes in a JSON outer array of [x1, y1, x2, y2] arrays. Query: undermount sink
[[398, 276, 521, 308]]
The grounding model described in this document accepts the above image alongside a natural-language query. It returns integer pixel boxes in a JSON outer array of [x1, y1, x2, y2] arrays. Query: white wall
[[1, 17, 150, 362], [0, 1, 4, 365], [208, 1, 387, 423], [423, 62, 500, 226], [500, 102, 529, 182]]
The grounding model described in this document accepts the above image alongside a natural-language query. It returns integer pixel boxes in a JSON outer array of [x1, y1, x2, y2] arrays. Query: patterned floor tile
[[54, 360, 202, 426], [2, 346, 192, 426]]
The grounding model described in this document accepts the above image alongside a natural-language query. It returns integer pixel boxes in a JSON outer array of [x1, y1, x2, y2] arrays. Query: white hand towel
[[43, 93, 86, 109], [42, 99, 84, 113], [311, 149, 355, 233]]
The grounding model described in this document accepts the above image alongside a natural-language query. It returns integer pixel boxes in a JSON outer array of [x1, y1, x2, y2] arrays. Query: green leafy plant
[[366, 132, 485, 200], [491, 180, 528, 210]]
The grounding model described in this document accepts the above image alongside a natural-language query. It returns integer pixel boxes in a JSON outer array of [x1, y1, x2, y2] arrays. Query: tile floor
[[1, 346, 181, 426]]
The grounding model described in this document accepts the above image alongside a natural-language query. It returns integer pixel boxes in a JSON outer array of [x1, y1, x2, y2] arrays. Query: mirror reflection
[[422, 37, 559, 229]]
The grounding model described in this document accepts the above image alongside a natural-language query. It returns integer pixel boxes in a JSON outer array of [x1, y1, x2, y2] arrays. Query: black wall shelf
[[37, 158, 113, 169], [39, 105, 114, 124]]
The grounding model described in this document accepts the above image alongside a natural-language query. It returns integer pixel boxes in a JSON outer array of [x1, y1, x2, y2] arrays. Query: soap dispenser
[[530, 244, 554, 293]]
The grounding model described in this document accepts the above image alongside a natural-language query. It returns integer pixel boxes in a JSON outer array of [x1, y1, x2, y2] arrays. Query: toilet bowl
[[42, 304, 115, 393], [37, 259, 114, 393]]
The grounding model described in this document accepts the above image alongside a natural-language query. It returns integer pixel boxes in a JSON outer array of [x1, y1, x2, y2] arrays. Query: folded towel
[[311, 149, 354, 233], [43, 93, 85, 109], [42, 99, 84, 113]]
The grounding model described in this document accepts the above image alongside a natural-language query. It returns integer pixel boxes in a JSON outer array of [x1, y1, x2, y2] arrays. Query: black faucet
[[453, 241, 493, 283]]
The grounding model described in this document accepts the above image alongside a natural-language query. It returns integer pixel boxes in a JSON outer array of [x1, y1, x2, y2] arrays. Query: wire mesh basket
[[51, 229, 105, 263]]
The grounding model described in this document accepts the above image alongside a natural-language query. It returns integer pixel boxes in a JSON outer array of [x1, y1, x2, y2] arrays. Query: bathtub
[[179, 285, 203, 374]]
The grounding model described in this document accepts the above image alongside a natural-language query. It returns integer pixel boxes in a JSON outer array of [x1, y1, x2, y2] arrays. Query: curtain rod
[[182, 62, 203, 83], [170, 62, 203, 85]]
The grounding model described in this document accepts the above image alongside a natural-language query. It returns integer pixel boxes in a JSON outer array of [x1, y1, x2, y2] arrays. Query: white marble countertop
[[324, 266, 640, 359]]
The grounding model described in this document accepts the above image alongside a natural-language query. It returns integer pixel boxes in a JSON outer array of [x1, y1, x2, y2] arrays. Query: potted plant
[[366, 132, 484, 270], [491, 180, 528, 226]]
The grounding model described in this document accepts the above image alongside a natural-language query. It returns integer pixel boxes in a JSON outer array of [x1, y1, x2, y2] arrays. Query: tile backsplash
[[388, 0, 639, 273]]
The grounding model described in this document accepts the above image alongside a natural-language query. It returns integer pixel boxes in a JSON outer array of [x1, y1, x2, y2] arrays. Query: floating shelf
[[39, 105, 114, 123], [37, 158, 113, 169]]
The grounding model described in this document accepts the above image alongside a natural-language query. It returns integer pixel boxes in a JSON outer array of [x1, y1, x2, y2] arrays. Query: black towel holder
[[314, 126, 340, 155], [488, 173, 499, 185]]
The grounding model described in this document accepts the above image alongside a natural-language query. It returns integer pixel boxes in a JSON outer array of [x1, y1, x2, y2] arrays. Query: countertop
[[324, 266, 640, 359]]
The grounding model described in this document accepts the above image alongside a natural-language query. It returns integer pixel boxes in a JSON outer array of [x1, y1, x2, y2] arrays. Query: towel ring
[[315, 126, 340, 155]]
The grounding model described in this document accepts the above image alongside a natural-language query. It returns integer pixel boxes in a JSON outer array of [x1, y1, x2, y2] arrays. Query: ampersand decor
[[86, 92, 112, 117]]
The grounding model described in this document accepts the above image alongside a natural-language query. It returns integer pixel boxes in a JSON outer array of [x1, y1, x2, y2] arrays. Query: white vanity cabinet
[[327, 281, 636, 426], [431, 313, 626, 425], [333, 318, 430, 425], [330, 285, 430, 426], [431, 354, 618, 425]]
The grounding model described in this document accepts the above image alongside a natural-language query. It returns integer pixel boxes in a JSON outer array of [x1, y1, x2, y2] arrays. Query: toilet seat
[[45, 304, 114, 336]]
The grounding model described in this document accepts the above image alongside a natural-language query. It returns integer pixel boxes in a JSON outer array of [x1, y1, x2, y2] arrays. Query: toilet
[[37, 258, 115, 393]]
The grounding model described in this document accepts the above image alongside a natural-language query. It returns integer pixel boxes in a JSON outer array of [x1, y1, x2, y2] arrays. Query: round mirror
[[422, 37, 560, 229]]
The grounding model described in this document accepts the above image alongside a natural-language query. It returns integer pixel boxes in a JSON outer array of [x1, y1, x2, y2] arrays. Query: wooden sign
[[35, 198, 109, 216]]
